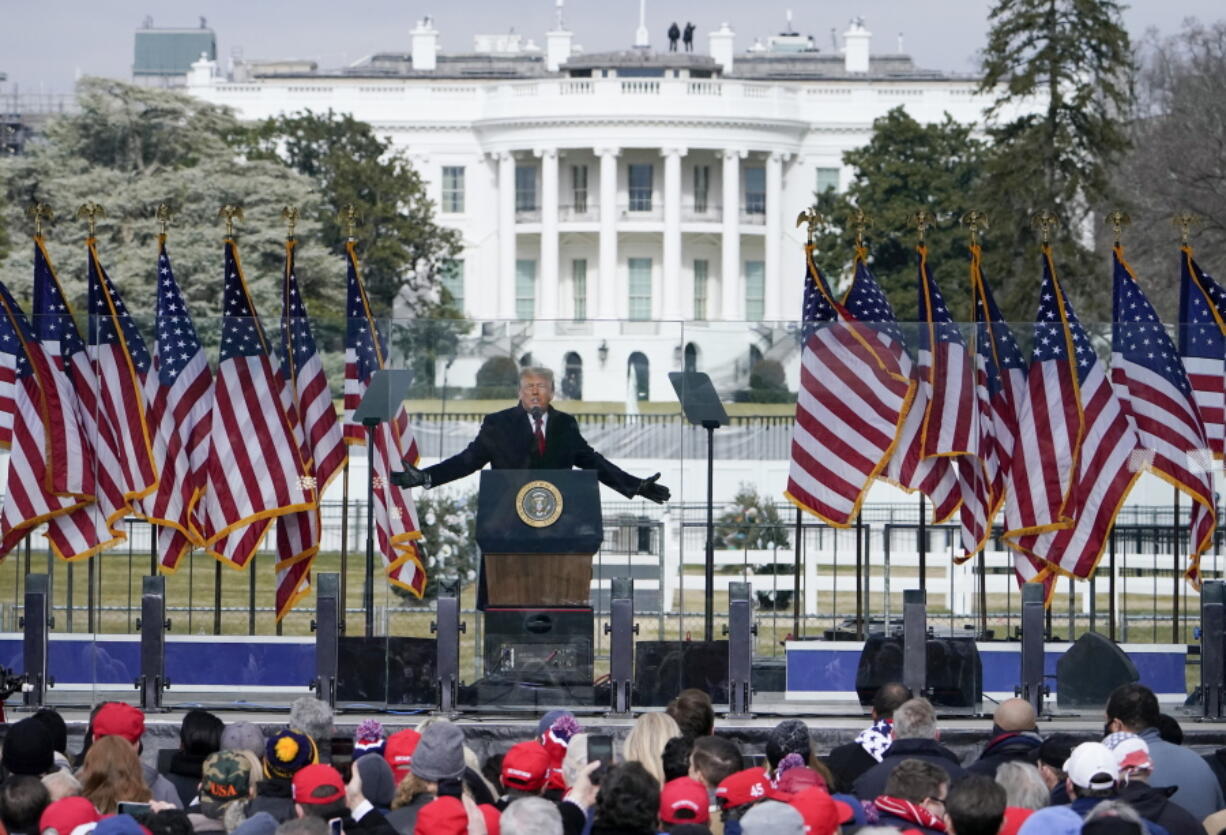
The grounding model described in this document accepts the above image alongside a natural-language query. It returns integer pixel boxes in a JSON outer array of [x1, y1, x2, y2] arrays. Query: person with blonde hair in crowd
[[79, 735, 152, 815], [623, 713, 681, 787]]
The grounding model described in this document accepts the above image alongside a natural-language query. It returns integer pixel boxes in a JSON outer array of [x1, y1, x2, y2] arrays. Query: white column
[[764, 151, 784, 321], [662, 147, 686, 321], [596, 147, 620, 319], [538, 147, 560, 320], [720, 149, 744, 321], [497, 151, 516, 320]]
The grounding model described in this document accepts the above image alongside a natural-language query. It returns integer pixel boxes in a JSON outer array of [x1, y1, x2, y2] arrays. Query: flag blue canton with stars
[[33, 246, 87, 358], [1178, 253, 1226, 361], [1112, 253, 1192, 399], [280, 248, 322, 373], [154, 244, 203, 386], [800, 257, 838, 339], [845, 258, 907, 348], [220, 242, 269, 362], [88, 250, 150, 374], [1032, 254, 1097, 384], [974, 265, 1025, 402], [346, 255, 390, 382], [918, 252, 964, 352], [0, 281, 36, 380]]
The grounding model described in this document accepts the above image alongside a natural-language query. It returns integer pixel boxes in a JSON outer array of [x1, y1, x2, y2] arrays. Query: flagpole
[[339, 207, 360, 635], [792, 506, 802, 639], [918, 494, 927, 588]]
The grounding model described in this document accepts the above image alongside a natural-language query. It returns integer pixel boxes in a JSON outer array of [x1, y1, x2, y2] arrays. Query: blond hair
[[622, 712, 681, 787]]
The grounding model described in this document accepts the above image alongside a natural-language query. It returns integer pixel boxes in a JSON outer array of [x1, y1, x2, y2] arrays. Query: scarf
[[855, 718, 893, 762], [873, 795, 947, 832]]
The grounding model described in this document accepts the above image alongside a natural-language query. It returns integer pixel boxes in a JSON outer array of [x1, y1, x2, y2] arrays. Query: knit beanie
[[355, 753, 396, 809], [766, 719, 812, 768], [264, 728, 319, 780], [1, 716, 55, 776], [410, 722, 466, 782], [353, 719, 387, 760], [540, 714, 582, 792], [221, 721, 267, 757]]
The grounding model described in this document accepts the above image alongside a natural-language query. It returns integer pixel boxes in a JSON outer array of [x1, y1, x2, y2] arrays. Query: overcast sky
[[2, 1, 1221, 94]]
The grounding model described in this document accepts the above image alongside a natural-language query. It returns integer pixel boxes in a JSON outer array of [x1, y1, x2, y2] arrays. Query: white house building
[[184, 13, 1034, 404]]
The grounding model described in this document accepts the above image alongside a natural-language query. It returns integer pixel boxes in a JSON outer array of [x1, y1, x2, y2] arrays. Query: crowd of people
[[1, 682, 1224, 835]]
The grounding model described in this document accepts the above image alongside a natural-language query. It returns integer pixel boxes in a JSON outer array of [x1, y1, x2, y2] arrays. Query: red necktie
[[534, 414, 546, 456]]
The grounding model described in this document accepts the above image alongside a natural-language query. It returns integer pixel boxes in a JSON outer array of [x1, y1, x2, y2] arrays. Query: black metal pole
[[248, 551, 257, 635], [213, 559, 222, 635], [340, 462, 350, 633], [87, 553, 96, 633], [918, 494, 927, 588], [704, 421, 716, 642], [1173, 487, 1180, 642], [792, 506, 802, 639], [1109, 527, 1117, 641], [978, 548, 987, 636], [855, 512, 864, 640], [364, 421, 378, 638]]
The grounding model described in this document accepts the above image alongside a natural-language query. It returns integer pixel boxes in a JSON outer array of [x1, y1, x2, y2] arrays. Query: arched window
[[684, 342, 699, 373], [628, 352, 650, 401], [562, 351, 583, 400]]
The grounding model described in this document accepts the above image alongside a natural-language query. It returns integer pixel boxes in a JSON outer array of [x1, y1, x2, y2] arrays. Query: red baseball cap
[[715, 768, 769, 810], [93, 702, 145, 744], [660, 777, 711, 825], [40, 797, 102, 835], [789, 787, 855, 835], [383, 729, 422, 784], [479, 803, 501, 835], [500, 741, 551, 792], [292, 764, 346, 805], [413, 796, 467, 835]]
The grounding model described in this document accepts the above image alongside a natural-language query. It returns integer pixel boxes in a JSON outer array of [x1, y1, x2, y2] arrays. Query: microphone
[[530, 406, 542, 420]]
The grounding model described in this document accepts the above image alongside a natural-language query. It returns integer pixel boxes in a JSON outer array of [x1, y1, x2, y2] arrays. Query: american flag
[[1012, 248, 1141, 580], [915, 245, 988, 558], [34, 241, 130, 560], [344, 241, 425, 594], [139, 239, 213, 571], [1178, 246, 1226, 461], [0, 279, 91, 560], [200, 240, 312, 568], [1111, 246, 1214, 586], [785, 246, 915, 526], [272, 240, 346, 619]]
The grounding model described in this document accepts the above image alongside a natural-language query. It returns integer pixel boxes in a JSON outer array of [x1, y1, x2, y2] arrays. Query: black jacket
[[824, 742, 880, 794], [966, 732, 1043, 778], [345, 808, 397, 835], [384, 793, 433, 834], [423, 405, 642, 498], [247, 779, 295, 824], [852, 738, 966, 800], [166, 751, 208, 808], [1204, 748, 1226, 798], [1116, 780, 1206, 835]]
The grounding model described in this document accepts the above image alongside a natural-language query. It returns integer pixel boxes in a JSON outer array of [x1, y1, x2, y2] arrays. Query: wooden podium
[[476, 469, 604, 607]]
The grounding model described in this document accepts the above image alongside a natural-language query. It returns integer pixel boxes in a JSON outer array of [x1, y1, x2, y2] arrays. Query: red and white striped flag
[[272, 239, 346, 619], [1177, 247, 1226, 460], [139, 237, 213, 571], [785, 246, 915, 526], [200, 240, 312, 568], [1111, 246, 1215, 586], [344, 241, 425, 594]]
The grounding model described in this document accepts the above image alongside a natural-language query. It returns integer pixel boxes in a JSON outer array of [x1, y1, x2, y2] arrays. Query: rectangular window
[[572, 259, 587, 321], [516, 259, 536, 320], [744, 167, 766, 214], [745, 260, 765, 321], [628, 164, 654, 211], [693, 165, 710, 213], [572, 165, 589, 213], [441, 166, 465, 213], [515, 164, 538, 212], [628, 258, 653, 320], [440, 258, 464, 311], [816, 166, 840, 194], [693, 259, 709, 321]]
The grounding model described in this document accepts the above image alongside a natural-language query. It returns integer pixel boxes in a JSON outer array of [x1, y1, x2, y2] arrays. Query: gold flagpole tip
[[911, 208, 935, 245], [1030, 210, 1060, 245], [76, 202, 106, 239], [339, 204, 359, 242], [850, 208, 873, 249], [795, 207, 822, 245], [26, 203, 53, 238], [1172, 213, 1200, 246], [960, 211, 988, 246], [218, 205, 244, 237], [155, 204, 174, 237], [281, 206, 300, 240], [1105, 211, 1131, 247]]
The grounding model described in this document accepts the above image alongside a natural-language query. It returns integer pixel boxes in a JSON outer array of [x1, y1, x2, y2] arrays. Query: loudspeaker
[[337, 636, 436, 705], [634, 640, 730, 706], [855, 635, 982, 708], [483, 608, 594, 685], [1056, 632, 1138, 709]]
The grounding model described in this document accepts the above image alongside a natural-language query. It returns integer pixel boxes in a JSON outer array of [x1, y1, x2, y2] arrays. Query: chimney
[[708, 22, 735, 73], [843, 18, 871, 74], [411, 16, 439, 71]]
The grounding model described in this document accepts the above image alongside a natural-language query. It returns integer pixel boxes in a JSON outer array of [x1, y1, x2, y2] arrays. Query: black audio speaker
[[855, 635, 982, 708], [1056, 632, 1138, 709], [337, 636, 436, 705], [483, 608, 594, 685], [634, 640, 730, 706]]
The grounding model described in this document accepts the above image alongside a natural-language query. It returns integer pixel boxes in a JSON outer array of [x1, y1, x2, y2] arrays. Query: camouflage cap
[[201, 750, 254, 812]]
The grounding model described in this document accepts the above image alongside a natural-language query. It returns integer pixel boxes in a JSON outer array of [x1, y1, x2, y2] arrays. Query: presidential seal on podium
[[515, 479, 564, 528]]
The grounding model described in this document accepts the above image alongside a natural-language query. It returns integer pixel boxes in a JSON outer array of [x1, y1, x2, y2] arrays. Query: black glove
[[389, 463, 430, 489], [637, 473, 670, 504]]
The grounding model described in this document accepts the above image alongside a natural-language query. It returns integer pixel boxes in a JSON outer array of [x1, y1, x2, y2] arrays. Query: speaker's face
[[520, 374, 555, 412]]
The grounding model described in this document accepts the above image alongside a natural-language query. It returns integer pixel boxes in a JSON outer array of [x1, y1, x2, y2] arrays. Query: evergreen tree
[[976, 0, 1134, 322]]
